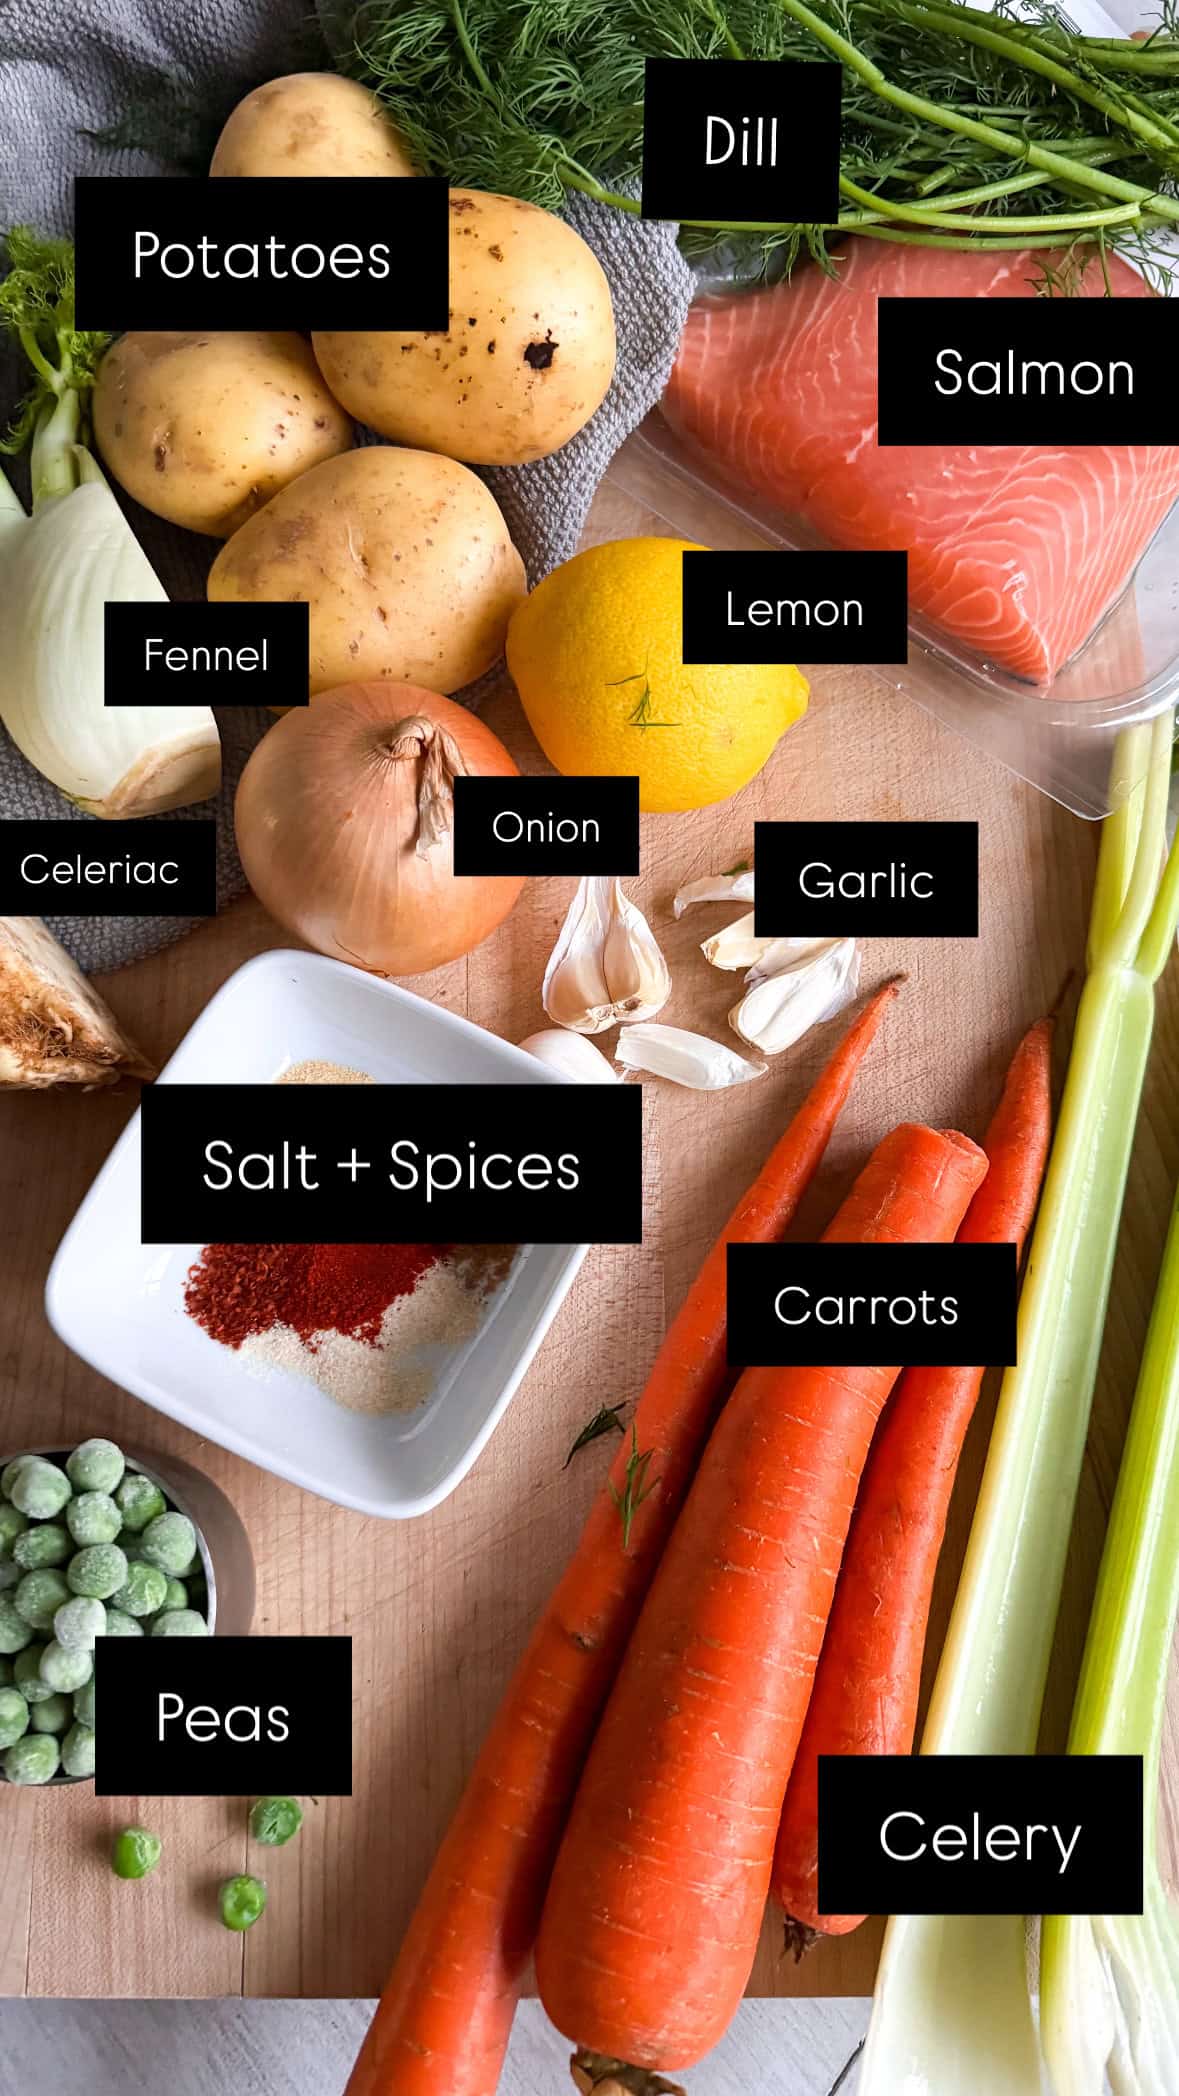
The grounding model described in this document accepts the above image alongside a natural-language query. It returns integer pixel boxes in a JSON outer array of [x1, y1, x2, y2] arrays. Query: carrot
[[772, 1016, 1054, 1945], [346, 980, 901, 2096], [534, 1122, 988, 2084]]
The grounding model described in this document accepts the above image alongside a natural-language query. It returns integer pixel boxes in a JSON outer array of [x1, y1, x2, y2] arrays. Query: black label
[[753, 821, 979, 937], [0, 819, 216, 917], [452, 776, 640, 875], [74, 176, 449, 331], [95, 1637, 353, 1797], [878, 297, 1178, 445], [817, 1755, 1143, 1916], [140, 1082, 642, 1245], [641, 60, 841, 223], [726, 1244, 1017, 1368], [105, 602, 310, 709], [682, 551, 908, 666]]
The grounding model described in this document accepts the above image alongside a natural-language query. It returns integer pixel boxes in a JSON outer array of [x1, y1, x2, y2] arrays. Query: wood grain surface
[[1, 472, 1177, 2002]]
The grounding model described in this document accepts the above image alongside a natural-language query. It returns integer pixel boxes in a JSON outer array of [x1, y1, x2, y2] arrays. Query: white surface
[[46, 951, 587, 1519], [0, 1998, 871, 2095]]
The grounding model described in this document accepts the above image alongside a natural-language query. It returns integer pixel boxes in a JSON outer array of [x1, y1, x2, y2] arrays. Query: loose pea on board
[[219, 1874, 267, 1931], [112, 1827, 161, 1879], [249, 1796, 303, 1847]]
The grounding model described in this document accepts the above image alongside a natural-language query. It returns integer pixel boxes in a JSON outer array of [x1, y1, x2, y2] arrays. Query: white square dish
[[46, 950, 588, 1519]]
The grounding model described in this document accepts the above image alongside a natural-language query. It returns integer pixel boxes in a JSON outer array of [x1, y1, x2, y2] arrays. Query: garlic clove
[[672, 867, 755, 918], [615, 1021, 765, 1090], [543, 876, 671, 1035], [517, 1030, 618, 1083], [700, 910, 781, 972], [730, 938, 860, 1056]]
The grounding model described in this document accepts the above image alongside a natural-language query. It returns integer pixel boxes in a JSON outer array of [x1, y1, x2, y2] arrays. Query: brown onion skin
[[235, 682, 526, 975]]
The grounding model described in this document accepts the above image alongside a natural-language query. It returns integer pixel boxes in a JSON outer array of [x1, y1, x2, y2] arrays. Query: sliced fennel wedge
[[860, 714, 1179, 2096], [1041, 1175, 1179, 2096]]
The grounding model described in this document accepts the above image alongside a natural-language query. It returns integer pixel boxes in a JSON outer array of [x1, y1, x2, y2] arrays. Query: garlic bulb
[[700, 910, 779, 972], [730, 937, 860, 1056], [518, 1030, 618, 1083], [672, 867, 755, 918], [543, 876, 671, 1034], [615, 1022, 765, 1090], [0, 917, 155, 1089]]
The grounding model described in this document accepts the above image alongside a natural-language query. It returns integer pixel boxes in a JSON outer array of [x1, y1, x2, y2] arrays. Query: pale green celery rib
[[1041, 1171, 1179, 2095], [860, 712, 1179, 2096]]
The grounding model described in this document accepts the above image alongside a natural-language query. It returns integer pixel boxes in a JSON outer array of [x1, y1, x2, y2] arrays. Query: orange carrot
[[346, 981, 901, 2096], [772, 1016, 1054, 1944], [535, 1122, 988, 2082]]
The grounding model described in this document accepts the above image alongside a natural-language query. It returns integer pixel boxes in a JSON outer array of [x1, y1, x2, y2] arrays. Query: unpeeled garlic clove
[[700, 910, 779, 972], [730, 937, 860, 1056], [517, 1029, 618, 1082], [672, 867, 755, 918], [543, 877, 671, 1035], [615, 1021, 765, 1090]]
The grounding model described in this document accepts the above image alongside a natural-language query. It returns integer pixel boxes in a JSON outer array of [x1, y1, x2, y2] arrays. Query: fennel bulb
[[860, 714, 1179, 2096], [0, 227, 219, 817]]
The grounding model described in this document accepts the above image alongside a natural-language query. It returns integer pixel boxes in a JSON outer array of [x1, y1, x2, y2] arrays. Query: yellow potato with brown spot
[[210, 73, 416, 178], [312, 189, 616, 467], [93, 331, 353, 538], [207, 446, 527, 695]]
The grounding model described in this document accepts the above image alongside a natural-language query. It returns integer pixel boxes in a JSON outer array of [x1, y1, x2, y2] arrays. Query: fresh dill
[[0, 229, 108, 454], [564, 1401, 628, 1467], [607, 663, 678, 728], [609, 1424, 658, 1551], [721, 856, 751, 876], [341, 0, 1179, 280]]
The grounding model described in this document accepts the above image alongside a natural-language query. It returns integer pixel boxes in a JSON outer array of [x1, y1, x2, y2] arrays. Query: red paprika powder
[[184, 1242, 452, 1350]]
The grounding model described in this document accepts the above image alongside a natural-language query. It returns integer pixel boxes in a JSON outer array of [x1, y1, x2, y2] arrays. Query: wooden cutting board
[[1, 469, 1177, 2002]]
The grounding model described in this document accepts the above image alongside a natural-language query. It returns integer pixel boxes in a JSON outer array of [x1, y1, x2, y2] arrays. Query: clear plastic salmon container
[[610, 409, 1179, 821]]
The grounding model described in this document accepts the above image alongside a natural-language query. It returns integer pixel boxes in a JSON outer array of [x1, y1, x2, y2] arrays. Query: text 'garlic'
[[730, 937, 860, 1056], [517, 1030, 618, 1083], [700, 910, 778, 972], [615, 1022, 765, 1091], [672, 867, 755, 918], [543, 877, 670, 1035]]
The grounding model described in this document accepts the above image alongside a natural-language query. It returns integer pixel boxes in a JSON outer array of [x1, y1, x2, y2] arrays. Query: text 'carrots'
[[345, 980, 900, 2096], [535, 1121, 988, 2079], [772, 1016, 1053, 1943]]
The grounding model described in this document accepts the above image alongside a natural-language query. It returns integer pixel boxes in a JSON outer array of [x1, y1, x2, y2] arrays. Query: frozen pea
[[0, 1504, 28, 1557], [114, 1473, 166, 1534], [249, 1797, 303, 1848], [66, 1492, 122, 1547], [12, 1523, 69, 1571], [14, 1568, 71, 1633], [0, 1686, 29, 1748], [61, 1721, 95, 1778], [30, 1692, 72, 1737], [1, 1455, 30, 1498], [150, 1609, 207, 1638], [3, 1731, 59, 1784], [13, 1646, 52, 1703], [157, 1578, 188, 1614], [110, 1560, 166, 1618], [74, 1676, 96, 1729], [218, 1874, 266, 1932], [54, 1597, 105, 1651], [140, 1513, 197, 1577], [101, 1608, 143, 1638], [66, 1439, 125, 1495], [10, 1459, 71, 1520], [0, 1656, 12, 1688], [0, 1596, 33, 1655], [68, 1544, 128, 1600], [39, 1641, 92, 1695], [112, 1827, 160, 1879], [0, 1560, 18, 1593]]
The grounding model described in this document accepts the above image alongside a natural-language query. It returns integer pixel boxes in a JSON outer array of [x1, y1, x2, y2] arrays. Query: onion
[[235, 683, 525, 976]]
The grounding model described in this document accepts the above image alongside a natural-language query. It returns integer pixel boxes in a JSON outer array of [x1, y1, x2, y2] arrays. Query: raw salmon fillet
[[665, 240, 1179, 683]]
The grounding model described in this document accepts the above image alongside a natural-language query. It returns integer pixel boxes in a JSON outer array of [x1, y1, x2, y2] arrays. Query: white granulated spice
[[279, 1059, 373, 1085]]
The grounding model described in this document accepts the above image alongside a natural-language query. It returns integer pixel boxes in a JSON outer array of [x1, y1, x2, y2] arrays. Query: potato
[[210, 73, 415, 179], [208, 446, 527, 695], [93, 331, 353, 538], [312, 189, 616, 466]]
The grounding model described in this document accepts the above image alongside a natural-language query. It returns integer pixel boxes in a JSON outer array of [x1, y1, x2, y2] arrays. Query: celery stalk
[[860, 711, 1179, 2095], [1041, 1174, 1179, 2093]]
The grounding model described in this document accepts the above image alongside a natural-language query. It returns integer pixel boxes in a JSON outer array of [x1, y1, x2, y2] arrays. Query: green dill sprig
[[564, 1402, 628, 1467], [609, 1424, 659, 1552]]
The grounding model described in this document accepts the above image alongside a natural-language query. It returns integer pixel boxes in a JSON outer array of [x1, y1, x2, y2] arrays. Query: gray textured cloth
[[1, 0, 694, 972]]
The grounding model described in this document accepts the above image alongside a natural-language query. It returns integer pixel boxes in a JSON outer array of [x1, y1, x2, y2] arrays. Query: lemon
[[505, 537, 808, 813]]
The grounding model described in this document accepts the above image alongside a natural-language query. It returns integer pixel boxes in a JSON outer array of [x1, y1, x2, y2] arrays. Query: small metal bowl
[[1, 1443, 255, 1785]]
